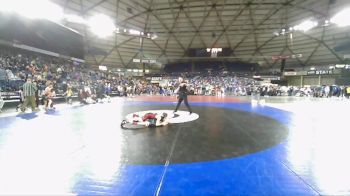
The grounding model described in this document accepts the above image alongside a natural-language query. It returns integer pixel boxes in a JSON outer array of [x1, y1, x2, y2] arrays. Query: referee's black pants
[[174, 95, 192, 113]]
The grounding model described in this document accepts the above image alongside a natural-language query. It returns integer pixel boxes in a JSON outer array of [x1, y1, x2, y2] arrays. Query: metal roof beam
[[303, 0, 334, 66], [81, 0, 108, 14], [233, 0, 298, 51], [184, 0, 218, 53], [163, 5, 182, 56], [98, 37, 136, 65], [210, 0, 252, 48], [174, 0, 207, 48], [212, 0, 232, 48], [150, 12, 187, 52]]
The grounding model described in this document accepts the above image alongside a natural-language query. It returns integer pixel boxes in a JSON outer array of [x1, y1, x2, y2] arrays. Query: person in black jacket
[[174, 77, 192, 114]]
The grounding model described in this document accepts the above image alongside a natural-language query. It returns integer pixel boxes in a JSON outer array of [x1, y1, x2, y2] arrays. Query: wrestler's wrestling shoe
[[121, 120, 127, 128]]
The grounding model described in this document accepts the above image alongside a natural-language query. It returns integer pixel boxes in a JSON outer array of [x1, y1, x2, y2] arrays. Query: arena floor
[[0, 95, 349, 195]]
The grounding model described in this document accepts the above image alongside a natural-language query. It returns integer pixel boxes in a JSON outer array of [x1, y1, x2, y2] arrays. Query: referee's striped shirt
[[23, 82, 37, 97]]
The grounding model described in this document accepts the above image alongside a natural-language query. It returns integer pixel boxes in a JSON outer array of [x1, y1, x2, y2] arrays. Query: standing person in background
[[174, 77, 192, 114], [346, 86, 350, 99], [0, 92, 4, 113], [96, 81, 106, 102], [16, 87, 24, 112], [21, 78, 39, 112], [324, 85, 330, 98], [34, 79, 40, 108], [64, 85, 73, 104]]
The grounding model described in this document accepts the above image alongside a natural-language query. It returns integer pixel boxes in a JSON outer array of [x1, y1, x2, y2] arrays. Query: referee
[[174, 77, 192, 114], [21, 78, 39, 112]]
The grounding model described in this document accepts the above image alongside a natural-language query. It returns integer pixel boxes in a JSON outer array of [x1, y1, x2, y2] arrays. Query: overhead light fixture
[[0, 0, 16, 13], [273, 31, 280, 36], [310, 67, 316, 71], [293, 20, 318, 32], [65, 14, 86, 24], [335, 64, 345, 68], [87, 14, 116, 38], [0, 0, 64, 22], [0, 1, 158, 39], [323, 19, 330, 27], [129, 29, 141, 35], [151, 34, 158, 40], [331, 8, 350, 27]]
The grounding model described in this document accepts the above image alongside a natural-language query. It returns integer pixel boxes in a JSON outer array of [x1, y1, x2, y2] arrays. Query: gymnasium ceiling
[[52, 0, 350, 70]]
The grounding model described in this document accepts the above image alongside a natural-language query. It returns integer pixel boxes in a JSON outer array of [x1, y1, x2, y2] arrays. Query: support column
[[191, 61, 195, 72], [318, 75, 321, 85], [142, 63, 146, 76], [300, 75, 304, 87]]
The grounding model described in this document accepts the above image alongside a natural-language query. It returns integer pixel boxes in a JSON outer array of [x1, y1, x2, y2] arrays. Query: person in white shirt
[[0, 93, 4, 113]]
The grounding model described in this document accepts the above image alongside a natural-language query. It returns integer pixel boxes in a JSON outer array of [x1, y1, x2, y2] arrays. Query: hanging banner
[[307, 70, 333, 75]]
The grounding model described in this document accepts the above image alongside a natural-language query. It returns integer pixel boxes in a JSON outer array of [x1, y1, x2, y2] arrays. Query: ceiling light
[[65, 14, 86, 24], [151, 34, 158, 40], [129, 29, 141, 35], [323, 20, 330, 27], [331, 8, 350, 27], [294, 20, 318, 32], [335, 64, 345, 68], [87, 14, 115, 38], [0, 0, 16, 13], [0, 0, 64, 22]]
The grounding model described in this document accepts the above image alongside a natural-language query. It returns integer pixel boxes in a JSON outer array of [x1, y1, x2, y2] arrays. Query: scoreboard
[[187, 48, 233, 57]]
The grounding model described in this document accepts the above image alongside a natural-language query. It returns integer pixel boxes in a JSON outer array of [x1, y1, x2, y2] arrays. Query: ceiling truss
[[53, 0, 350, 69]]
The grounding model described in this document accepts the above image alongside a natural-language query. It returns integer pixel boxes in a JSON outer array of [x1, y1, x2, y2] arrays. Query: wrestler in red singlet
[[142, 113, 157, 121]]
